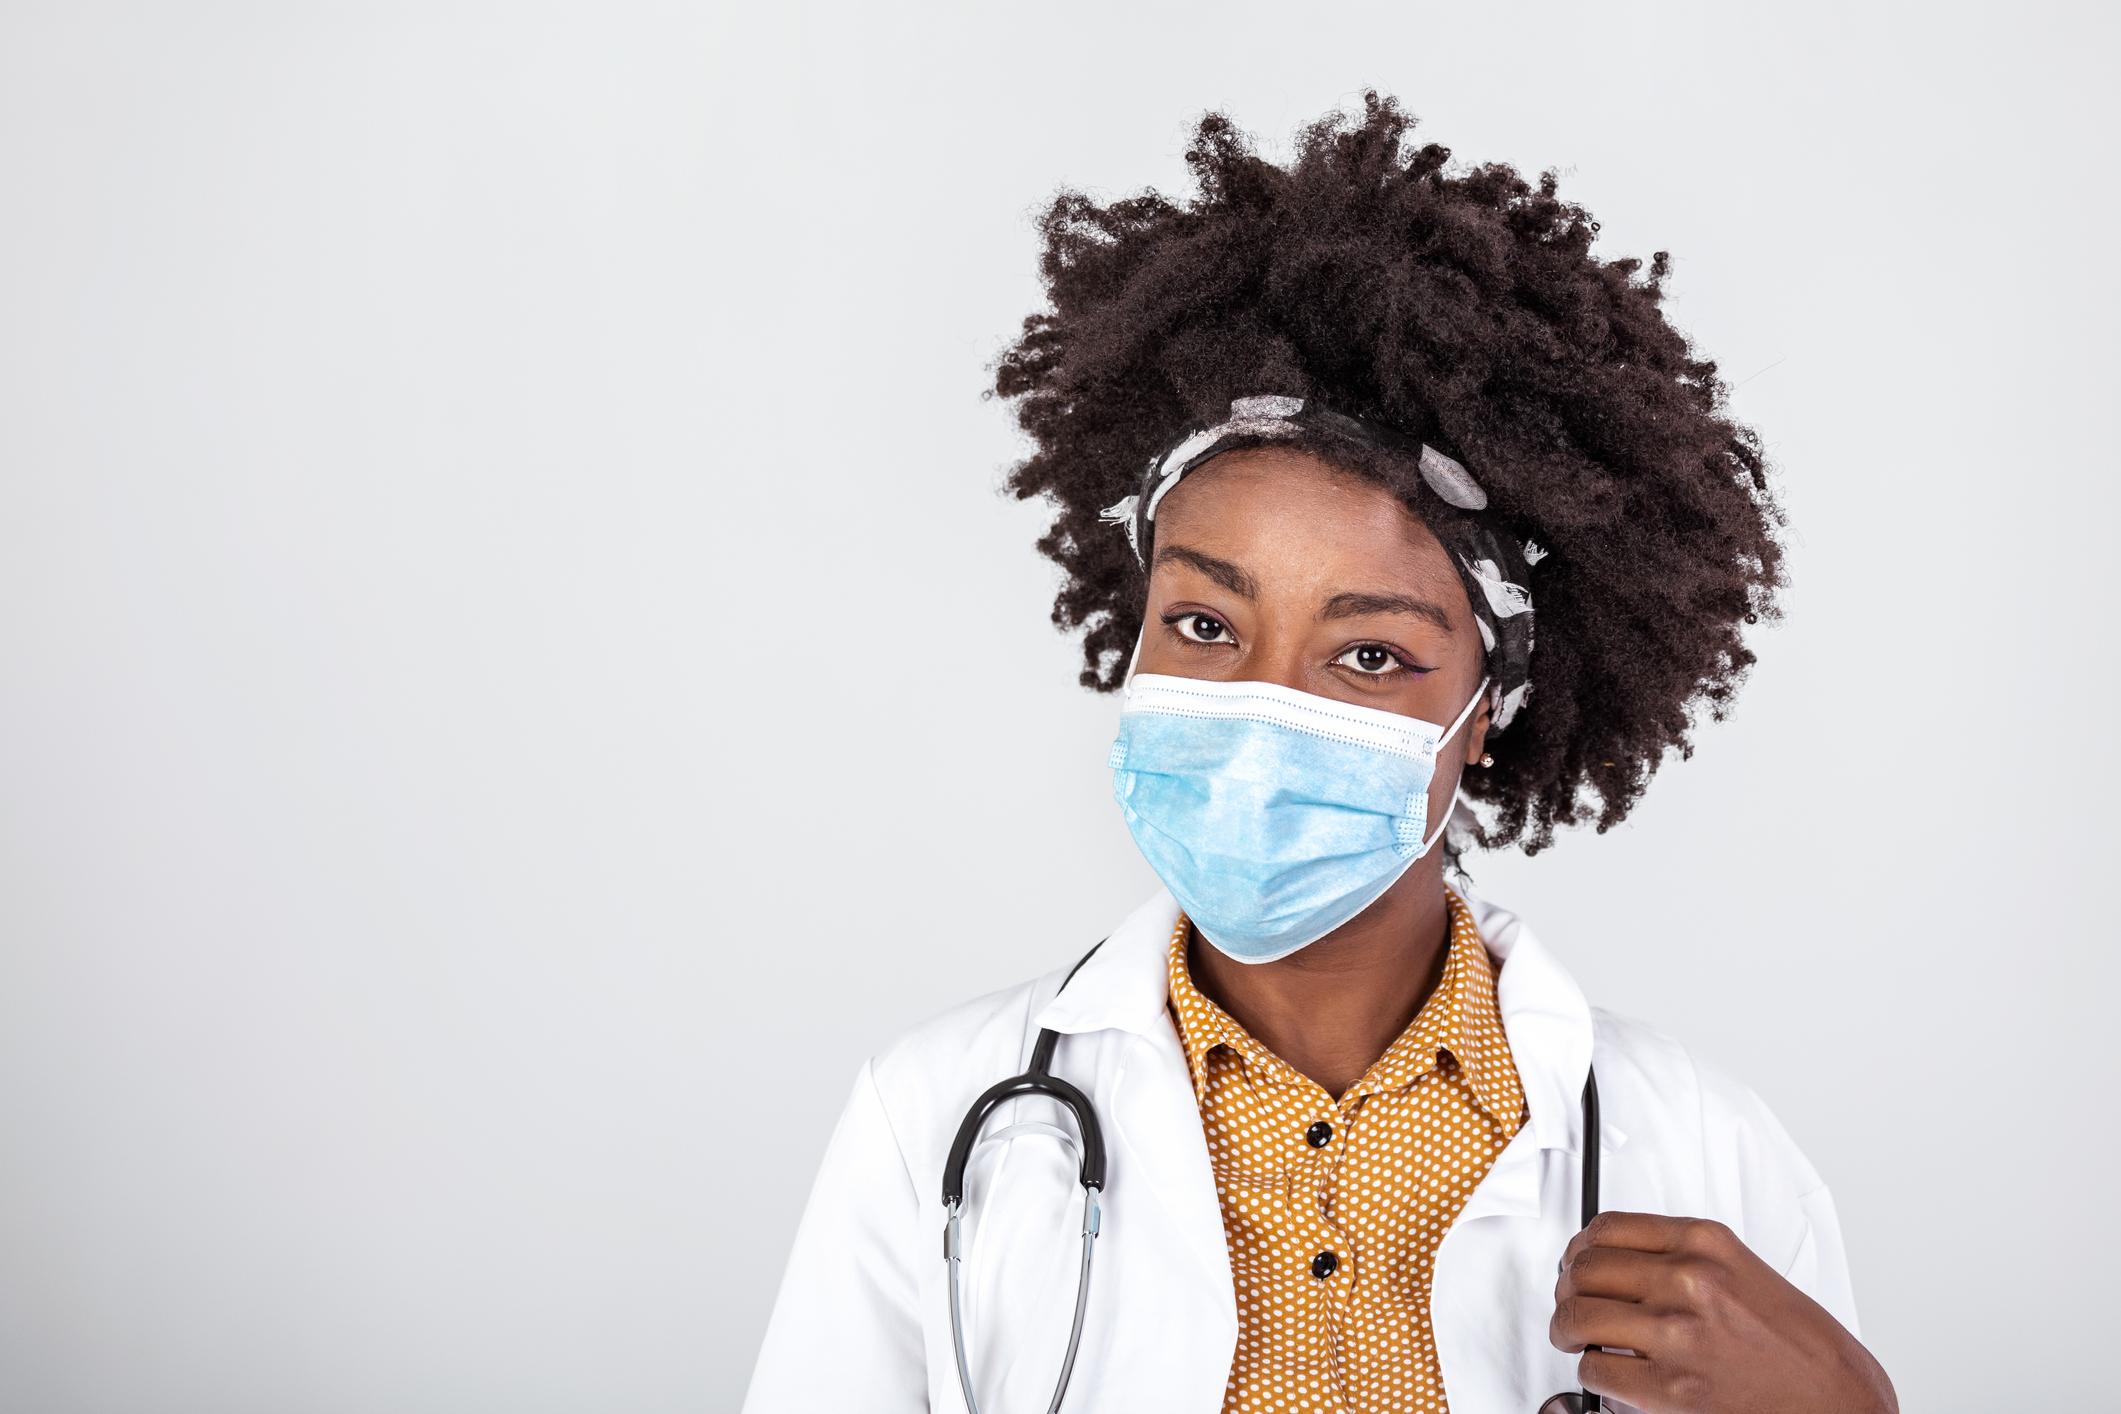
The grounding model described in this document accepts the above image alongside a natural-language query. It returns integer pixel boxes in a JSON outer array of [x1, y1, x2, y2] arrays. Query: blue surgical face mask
[[1109, 673, 1488, 964]]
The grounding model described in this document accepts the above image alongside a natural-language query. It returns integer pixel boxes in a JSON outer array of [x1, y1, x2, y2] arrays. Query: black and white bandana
[[1102, 395, 1537, 731]]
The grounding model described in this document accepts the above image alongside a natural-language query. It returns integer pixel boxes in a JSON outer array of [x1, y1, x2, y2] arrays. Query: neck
[[1186, 858, 1454, 1099]]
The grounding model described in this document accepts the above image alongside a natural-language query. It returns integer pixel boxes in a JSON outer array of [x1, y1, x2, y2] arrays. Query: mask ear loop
[[1416, 676, 1489, 858]]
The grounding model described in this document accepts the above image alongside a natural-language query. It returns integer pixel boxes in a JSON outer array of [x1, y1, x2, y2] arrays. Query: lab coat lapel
[[1106, 1013, 1236, 1313], [1031, 891, 1238, 1327], [1474, 893, 1595, 1159], [1451, 894, 1595, 1222], [1432, 893, 1597, 1414]]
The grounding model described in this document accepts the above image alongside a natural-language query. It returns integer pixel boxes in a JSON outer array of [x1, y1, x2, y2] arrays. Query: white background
[[2, 2, 2115, 1409]]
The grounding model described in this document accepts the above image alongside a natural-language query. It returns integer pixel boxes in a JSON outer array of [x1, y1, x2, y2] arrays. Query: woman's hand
[[1550, 1212, 1897, 1414]]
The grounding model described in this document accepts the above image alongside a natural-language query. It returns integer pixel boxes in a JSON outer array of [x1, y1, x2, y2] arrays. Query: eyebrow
[[1319, 591, 1455, 633], [1153, 545, 1258, 600]]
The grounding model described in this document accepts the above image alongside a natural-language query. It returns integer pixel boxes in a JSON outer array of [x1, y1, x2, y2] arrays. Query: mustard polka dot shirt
[[1166, 891, 1527, 1414]]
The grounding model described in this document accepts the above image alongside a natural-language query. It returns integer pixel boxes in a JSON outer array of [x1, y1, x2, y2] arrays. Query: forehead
[[1151, 447, 1461, 592]]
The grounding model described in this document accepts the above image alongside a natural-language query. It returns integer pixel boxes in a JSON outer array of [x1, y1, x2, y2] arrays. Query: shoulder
[[1589, 1007, 1824, 1188], [1585, 1006, 1855, 1322], [1463, 884, 1827, 1213], [1587, 1007, 1834, 1279]]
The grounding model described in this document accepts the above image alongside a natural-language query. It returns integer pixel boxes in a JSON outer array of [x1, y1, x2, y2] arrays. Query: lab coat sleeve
[[1734, 1081, 1861, 1340], [742, 1059, 928, 1413], [1793, 1182, 1860, 1339]]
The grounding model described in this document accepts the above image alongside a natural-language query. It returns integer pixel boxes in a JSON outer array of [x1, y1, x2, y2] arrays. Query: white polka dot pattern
[[1167, 891, 1526, 1414]]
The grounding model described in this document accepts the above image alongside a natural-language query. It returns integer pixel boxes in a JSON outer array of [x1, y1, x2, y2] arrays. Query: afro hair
[[993, 93, 1782, 852]]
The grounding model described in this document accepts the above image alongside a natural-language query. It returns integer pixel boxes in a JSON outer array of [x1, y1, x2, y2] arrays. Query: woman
[[744, 96, 1897, 1414]]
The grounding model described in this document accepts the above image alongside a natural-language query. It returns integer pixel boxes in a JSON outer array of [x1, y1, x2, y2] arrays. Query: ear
[[1463, 690, 1493, 767]]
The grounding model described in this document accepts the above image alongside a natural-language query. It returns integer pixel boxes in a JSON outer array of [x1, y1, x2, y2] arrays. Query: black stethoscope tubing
[[942, 947, 1108, 1414], [1541, 1067, 1603, 1414], [941, 942, 1604, 1414]]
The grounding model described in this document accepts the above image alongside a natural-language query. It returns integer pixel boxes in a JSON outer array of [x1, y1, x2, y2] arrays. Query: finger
[[1548, 1293, 1666, 1357], [1577, 1210, 1695, 1255], [1558, 1243, 1669, 1302], [1578, 1348, 1661, 1410]]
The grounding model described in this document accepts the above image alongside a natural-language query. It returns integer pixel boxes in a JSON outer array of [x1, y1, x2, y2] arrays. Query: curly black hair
[[992, 93, 1782, 853]]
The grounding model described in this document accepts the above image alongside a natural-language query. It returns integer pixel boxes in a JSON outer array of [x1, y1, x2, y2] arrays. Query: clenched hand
[[1550, 1212, 1897, 1414]]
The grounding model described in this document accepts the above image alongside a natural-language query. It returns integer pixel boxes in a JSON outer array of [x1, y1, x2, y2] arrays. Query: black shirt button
[[1310, 1251, 1339, 1279], [1305, 1121, 1333, 1148]]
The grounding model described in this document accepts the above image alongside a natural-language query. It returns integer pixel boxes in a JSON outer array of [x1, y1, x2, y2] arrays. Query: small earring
[[1479, 753, 1495, 768]]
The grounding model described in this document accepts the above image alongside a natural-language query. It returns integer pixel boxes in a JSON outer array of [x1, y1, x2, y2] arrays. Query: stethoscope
[[940, 943, 1609, 1414]]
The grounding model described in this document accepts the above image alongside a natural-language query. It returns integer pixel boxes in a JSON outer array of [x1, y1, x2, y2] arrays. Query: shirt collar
[[1032, 885, 1594, 1155], [1158, 891, 1524, 1129], [1366, 890, 1523, 1126], [1164, 916, 1287, 1100]]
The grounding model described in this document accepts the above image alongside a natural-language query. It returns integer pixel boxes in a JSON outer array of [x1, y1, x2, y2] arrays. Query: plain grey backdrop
[[1, 1, 2115, 1410]]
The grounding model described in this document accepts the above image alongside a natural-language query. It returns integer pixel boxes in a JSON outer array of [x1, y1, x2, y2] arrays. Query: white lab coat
[[743, 888, 1858, 1414]]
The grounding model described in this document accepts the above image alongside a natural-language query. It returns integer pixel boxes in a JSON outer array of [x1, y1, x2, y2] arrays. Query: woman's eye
[[1175, 614, 1230, 644], [1336, 644, 1401, 675]]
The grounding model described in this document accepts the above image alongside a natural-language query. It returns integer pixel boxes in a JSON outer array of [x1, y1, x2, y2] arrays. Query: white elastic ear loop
[[1415, 675, 1490, 857]]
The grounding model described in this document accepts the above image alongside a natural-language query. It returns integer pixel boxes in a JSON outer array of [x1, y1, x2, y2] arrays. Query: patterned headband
[[1101, 395, 1536, 731]]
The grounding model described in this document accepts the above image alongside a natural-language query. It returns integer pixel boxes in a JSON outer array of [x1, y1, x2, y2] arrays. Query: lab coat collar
[[1032, 887, 1183, 1040], [1032, 886, 1595, 1157], [1031, 889, 1241, 1325], [1463, 890, 1596, 1158]]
